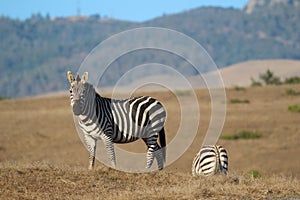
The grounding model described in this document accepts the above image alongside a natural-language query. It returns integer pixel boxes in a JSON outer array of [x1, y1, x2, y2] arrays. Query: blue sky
[[0, 0, 249, 22]]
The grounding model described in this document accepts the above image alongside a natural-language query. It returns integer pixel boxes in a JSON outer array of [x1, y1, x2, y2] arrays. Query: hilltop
[[245, 0, 300, 13], [0, 0, 300, 98]]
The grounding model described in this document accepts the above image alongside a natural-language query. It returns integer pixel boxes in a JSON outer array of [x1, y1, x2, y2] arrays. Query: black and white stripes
[[67, 71, 166, 170], [192, 145, 228, 176]]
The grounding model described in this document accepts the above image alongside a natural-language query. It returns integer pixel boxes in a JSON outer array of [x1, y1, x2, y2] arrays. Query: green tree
[[259, 69, 281, 85]]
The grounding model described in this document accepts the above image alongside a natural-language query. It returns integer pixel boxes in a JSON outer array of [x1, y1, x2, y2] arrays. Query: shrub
[[0, 97, 8, 101], [288, 104, 300, 113], [251, 70, 283, 86], [230, 98, 250, 104], [221, 130, 262, 140], [259, 69, 282, 85], [285, 88, 300, 96], [250, 78, 262, 87], [174, 90, 192, 96], [269, 77, 282, 85], [284, 76, 300, 84], [233, 86, 246, 91], [247, 170, 262, 179]]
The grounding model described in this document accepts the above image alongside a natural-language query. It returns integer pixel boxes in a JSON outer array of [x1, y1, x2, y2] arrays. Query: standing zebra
[[67, 71, 166, 170], [192, 145, 228, 176]]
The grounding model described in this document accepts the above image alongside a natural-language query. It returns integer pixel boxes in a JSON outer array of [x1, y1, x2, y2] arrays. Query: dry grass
[[0, 164, 299, 200], [0, 84, 300, 199]]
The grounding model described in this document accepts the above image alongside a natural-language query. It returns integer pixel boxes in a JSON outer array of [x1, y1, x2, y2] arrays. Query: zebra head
[[67, 71, 90, 116]]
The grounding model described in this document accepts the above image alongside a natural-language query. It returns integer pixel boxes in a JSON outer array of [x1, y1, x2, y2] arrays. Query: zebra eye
[[69, 89, 72, 93]]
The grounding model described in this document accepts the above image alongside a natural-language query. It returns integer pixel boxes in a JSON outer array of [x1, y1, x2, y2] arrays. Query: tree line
[[0, 1, 299, 97]]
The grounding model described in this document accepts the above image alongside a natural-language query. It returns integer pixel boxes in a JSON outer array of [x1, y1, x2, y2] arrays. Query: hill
[[94, 59, 300, 94], [210, 59, 300, 87], [1, 0, 300, 98], [0, 85, 300, 198]]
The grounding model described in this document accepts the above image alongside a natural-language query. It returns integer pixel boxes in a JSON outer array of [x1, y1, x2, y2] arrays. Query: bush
[[259, 69, 282, 85], [247, 170, 262, 179], [251, 70, 283, 86], [250, 78, 262, 87], [174, 90, 192, 96], [230, 98, 250, 104], [288, 104, 300, 113], [221, 130, 262, 140], [285, 88, 300, 96], [284, 76, 300, 84], [0, 97, 8, 101], [233, 86, 246, 91]]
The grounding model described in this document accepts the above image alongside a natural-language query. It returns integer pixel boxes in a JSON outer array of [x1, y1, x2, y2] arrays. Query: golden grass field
[[0, 84, 300, 199]]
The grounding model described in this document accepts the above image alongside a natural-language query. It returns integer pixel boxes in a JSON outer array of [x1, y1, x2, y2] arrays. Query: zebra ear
[[67, 71, 75, 83], [81, 72, 88, 83]]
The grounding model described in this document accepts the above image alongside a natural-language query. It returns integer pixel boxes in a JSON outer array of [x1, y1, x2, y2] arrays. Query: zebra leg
[[146, 147, 155, 169], [101, 134, 116, 168], [143, 137, 160, 169], [84, 134, 96, 170], [157, 128, 166, 170], [154, 147, 164, 170]]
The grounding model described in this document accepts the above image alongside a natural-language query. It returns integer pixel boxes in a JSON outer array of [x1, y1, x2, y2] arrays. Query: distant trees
[[251, 69, 300, 86], [284, 77, 300, 84], [259, 69, 281, 85], [1, 1, 300, 97]]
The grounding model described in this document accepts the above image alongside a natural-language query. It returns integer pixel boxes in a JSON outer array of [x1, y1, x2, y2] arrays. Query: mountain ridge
[[245, 0, 300, 13]]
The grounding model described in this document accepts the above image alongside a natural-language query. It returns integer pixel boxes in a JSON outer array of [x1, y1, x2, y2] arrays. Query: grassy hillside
[[1, 0, 300, 98], [0, 84, 299, 199]]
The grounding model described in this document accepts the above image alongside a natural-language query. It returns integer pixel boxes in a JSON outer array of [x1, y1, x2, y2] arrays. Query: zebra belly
[[113, 136, 139, 144], [112, 127, 141, 143]]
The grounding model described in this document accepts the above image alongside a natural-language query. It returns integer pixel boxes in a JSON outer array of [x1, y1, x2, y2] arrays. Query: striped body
[[192, 145, 228, 176], [67, 71, 166, 170]]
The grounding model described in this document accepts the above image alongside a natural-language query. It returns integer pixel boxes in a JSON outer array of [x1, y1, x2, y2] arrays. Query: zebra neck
[[94, 93, 112, 117], [79, 90, 97, 119]]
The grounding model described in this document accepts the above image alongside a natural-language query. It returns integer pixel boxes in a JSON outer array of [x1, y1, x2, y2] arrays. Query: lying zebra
[[67, 71, 166, 170], [192, 145, 228, 176]]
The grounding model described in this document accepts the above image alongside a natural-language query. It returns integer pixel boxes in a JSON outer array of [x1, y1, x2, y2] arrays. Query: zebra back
[[216, 145, 228, 175], [192, 145, 228, 176]]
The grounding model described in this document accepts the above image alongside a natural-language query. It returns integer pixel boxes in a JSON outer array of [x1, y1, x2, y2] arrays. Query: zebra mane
[[75, 73, 80, 82]]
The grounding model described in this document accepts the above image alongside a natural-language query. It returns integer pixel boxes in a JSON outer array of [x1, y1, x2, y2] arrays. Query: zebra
[[192, 145, 228, 176], [67, 71, 166, 170]]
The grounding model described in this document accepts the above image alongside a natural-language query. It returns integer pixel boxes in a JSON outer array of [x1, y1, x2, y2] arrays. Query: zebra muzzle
[[72, 101, 81, 115]]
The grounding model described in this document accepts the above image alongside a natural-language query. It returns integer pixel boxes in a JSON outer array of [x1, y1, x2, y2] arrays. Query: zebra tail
[[159, 128, 166, 162]]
